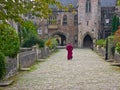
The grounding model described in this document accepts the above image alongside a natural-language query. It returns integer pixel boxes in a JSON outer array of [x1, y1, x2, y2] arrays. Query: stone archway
[[52, 32, 66, 46], [83, 34, 93, 48]]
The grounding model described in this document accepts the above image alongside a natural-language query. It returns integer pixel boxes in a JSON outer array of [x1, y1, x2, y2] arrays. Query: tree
[[112, 15, 119, 34], [117, 0, 120, 5], [21, 20, 38, 40], [114, 26, 120, 54], [114, 26, 120, 43], [0, 0, 63, 23]]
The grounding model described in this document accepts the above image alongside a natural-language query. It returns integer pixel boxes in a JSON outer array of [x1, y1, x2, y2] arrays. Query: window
[[63, 15, 67, 25], [87, 21, 89, 26], [48, 15, 57, 25], [74, 15, 78, 25], [86, 0, 91, 13], [37, 29, 42, 35]]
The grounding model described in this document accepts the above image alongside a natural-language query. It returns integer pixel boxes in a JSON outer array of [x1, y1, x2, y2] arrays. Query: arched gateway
[[52, 32, 66, 46], [83, 35, 93, 48]]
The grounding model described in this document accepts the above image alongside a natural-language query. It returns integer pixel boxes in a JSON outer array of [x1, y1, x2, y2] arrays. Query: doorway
[[83, 35, 93, 48], [53, 33, 66, 46]]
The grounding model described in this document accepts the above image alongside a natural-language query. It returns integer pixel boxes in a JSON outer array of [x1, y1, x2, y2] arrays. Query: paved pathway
[[1, 49, 120, 90]]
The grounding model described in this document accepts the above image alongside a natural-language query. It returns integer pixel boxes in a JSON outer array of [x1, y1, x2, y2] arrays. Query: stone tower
[[78, 0, 100, 48]]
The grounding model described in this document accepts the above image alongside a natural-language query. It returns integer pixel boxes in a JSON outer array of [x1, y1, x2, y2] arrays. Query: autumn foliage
[[114, 26, 120, 43]]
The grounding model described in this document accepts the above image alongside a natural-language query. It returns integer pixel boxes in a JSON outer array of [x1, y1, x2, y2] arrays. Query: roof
[[100, 0, 117, 7], [57, 0, 78, 8]]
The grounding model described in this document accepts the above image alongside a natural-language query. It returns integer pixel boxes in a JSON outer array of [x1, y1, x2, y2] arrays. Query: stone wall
[[94, 46, 120, 63], [5, 57, 17, 79], [19, 50, 36, 68], [37, 47, 49, 59], [5, 47, 53, 79], [114, 51, 120, 63], [94, 46, 105, 57]]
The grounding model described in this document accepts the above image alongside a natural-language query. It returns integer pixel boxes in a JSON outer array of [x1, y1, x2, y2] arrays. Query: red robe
[[66, 44, 73, 60]]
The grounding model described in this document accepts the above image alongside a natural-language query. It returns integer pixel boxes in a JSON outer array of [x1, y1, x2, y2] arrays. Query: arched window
[[63, 15, 67, 25], [86, 0, 91, 13], [74, 15, 78, 25]]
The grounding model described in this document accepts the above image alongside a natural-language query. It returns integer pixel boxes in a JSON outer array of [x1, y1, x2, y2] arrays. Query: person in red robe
[[66, 43, 73, 60]]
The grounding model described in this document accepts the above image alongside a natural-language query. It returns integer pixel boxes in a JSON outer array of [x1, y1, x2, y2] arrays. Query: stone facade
[[9, 0, 116, 48], [78, 0, 100, 48], [48, 0, 101, 48], [100, 7, 115, 39], [48, 11, 78, 47], [100, 0, 116, 39]]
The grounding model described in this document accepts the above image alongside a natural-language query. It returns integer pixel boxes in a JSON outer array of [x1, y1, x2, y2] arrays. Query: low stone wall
[[99, 47, 105, 57], [19, 50, 36, 68], [94, 46, 105, 57], [5, 47, 53, 79], [95, 46, 120, 63], [37, 49, 42, 59], [114, 52, 120, 63], [5, 57, 17, 79], [37, 48, 48, 59], [95, 46, 115, 60]]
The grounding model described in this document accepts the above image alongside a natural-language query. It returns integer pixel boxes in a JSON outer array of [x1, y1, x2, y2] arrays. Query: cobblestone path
[[1, 49, 120, 90]]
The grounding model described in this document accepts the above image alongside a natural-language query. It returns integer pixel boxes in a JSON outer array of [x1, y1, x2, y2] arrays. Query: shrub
[[116, 42, 120, 54], [45, 38, 58, 49], [21, 21, 38, 40], [0, 51, 6, 79], [112, 15, 119, 34], [114, 27, 120, 54], [114, 26, 120, 43], [108, 36, 115, 45], [0, 23, 20, 57], [37, 39, 45, 48], [96, 39, 106, 47], [22, 35, 44, 48]]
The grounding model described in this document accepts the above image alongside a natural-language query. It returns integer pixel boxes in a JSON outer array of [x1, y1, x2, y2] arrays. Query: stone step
[[37, 59, 45, 62], [111, 63, 120, 66], [20, 68, 31, 71], [106, 59, 114, 62], [0, 80, 14, 86]]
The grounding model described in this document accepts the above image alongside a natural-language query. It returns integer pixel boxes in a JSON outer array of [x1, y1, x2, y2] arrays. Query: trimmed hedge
[[0, 51, 6, 79], [0, 23, 20, 57]]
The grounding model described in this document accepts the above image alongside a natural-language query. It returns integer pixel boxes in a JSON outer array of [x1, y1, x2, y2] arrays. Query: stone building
[[48, 0, 78, 47], [11, 0, 117, 48], [100, 0, 116, 39], [22, 14, 48, 39], [78, 0, 100, 48]]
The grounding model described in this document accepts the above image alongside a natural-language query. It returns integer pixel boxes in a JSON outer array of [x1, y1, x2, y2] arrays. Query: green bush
[[0, 23, 20, 57], [22, 35, 44, 48], [116, 42, 120, 54], [0, 51, 6, 79], [96, 39, 106, 47], [45, 38, 58, 49], [37, 39, 45, 48], [21, 21, 38, 40], [112, 15, 119, 34]]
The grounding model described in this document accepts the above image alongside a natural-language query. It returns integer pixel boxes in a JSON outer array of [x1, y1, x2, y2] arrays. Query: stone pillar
[[78, 32, 83, 48], [32, 46, 37, 60]]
